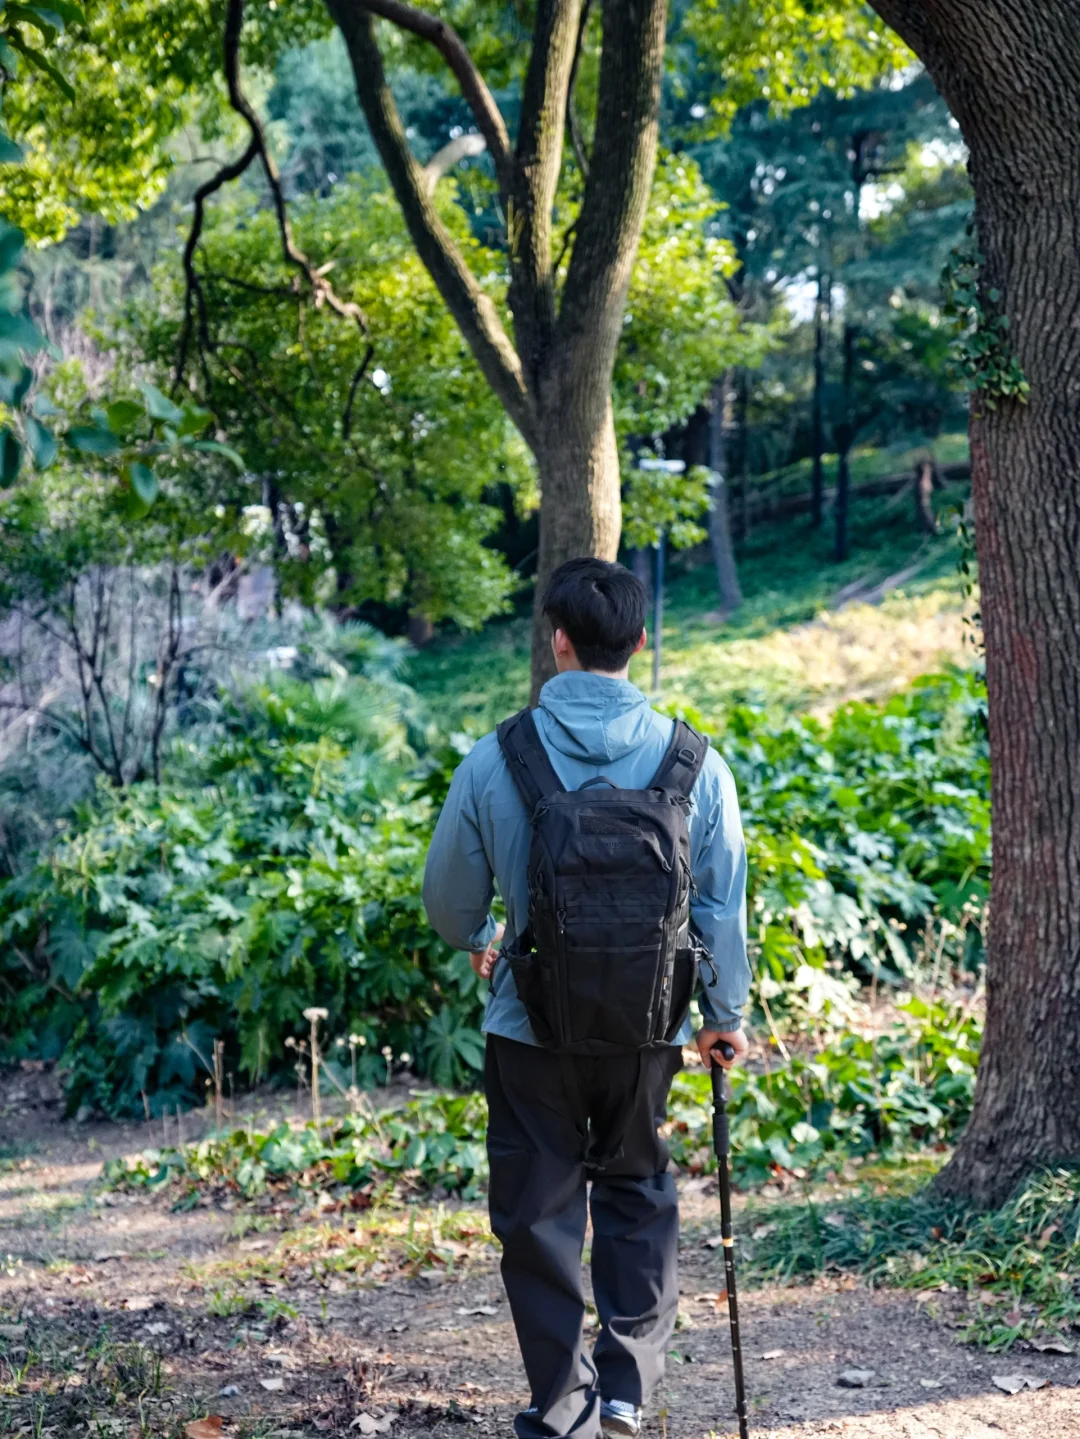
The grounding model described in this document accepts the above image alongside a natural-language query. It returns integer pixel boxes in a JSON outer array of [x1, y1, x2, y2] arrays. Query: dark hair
[[541, 557, 647, 672]]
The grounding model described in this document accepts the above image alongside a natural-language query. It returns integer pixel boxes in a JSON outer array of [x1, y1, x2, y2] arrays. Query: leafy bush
[[0, 669, 485, 1116], [668, 992, 981, 1182], [104, 1089, 490, 1203]]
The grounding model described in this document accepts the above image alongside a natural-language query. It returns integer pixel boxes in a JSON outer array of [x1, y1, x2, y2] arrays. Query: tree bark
[[833, 323, 855, 563], [869, 0, 1080, 1206], [913, 458, 938, 533], [811, 272, 828, 528], [707, 379, 742, 616]]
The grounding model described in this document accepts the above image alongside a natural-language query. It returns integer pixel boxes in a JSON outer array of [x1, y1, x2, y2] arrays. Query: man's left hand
[[469, 922, 505, 981], [697, 1026, 749, 1070]]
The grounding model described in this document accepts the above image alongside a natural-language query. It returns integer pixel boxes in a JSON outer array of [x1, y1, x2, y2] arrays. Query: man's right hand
[[469, 921, 505, 981]]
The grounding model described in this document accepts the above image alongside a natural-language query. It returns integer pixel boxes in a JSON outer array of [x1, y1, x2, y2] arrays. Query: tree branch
[[351, 0, 512, 191], [422, 132, 487, 196], [508, 0, 585, 384], [224, 0, 369, 336], [565, 0, 593, 178], [555, 0, 667, 373], [327, 0, 538, 447]]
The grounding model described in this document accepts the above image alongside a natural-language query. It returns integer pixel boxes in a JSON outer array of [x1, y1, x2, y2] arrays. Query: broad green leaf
[[128, 460, 157, 506], [0, 424, 20, 481], [175, 404, 211, 438], [25, 413, 56, 468], [106, 398, 143, 435], [0, 131, 21, 165], [138, 381, 183, 425], [0, 310, 43, 352], [66, 424, 123, 456], [192, 439, 245, 470]]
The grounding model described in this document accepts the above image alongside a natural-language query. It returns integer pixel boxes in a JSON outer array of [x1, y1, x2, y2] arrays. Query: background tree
[[867, 0, 1080, 1206]]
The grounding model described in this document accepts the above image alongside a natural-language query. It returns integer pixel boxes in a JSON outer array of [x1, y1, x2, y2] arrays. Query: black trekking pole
[[711, 1043, 750, 1439]]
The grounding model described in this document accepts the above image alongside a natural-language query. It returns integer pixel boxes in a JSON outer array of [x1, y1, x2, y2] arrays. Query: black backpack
[[496, 706, 714, 1057]]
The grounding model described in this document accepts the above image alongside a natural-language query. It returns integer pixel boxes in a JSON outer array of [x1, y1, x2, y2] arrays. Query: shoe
[[600, 1399, 642, 1437]]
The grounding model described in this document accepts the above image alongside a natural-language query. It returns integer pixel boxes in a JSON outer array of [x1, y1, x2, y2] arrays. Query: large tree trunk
[[869, 0, 1080, 1207], [529, 388, 622, 699]]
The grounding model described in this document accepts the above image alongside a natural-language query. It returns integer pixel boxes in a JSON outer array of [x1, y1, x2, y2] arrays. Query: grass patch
[[741, 1166, 1080, 1351], [407, 484, 970, 734], [188, 1205, 495, 1319]]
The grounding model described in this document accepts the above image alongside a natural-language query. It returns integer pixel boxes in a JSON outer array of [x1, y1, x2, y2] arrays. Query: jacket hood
[[536, 670, 654, 764]]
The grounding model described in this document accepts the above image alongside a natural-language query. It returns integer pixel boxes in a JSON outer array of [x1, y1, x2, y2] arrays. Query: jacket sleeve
[[422, 747, 499, 954], [689, 753, 751, 1032]]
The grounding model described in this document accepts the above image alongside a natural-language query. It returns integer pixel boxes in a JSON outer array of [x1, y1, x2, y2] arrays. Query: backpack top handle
[[650, 718, 710, 801]]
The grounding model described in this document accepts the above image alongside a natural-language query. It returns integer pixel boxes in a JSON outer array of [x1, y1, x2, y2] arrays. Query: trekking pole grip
[[710, 1042, 735, 1159]]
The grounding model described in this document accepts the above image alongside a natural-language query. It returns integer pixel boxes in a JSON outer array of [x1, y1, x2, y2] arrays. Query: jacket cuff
[[464, 914, 498, 953]]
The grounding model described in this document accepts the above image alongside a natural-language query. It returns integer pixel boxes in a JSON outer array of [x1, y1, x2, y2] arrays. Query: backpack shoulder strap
[[650, 718, 709, 799], [497, 706, 565, 813]]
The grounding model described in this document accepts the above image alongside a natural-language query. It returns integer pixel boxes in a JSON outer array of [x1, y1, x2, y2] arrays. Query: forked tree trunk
[[870, 0, 1080, 1206]]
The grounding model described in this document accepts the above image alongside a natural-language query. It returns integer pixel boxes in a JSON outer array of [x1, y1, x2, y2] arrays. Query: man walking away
[[423, 558, 751, 1439]]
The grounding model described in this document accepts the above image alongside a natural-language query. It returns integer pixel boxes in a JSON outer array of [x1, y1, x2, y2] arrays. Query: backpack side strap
[[497, 706, 565, 814], [650, 718, 709, 799]]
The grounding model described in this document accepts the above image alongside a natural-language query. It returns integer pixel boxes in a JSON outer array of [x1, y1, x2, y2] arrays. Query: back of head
[[542, 557, 646, 673]]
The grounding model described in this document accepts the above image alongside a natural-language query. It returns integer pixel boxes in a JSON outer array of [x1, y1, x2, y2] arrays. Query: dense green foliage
[[1, 661, 987, 1121]]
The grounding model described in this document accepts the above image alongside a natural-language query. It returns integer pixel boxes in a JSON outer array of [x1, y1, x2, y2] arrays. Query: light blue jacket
[[422, 670, 751, 1045]]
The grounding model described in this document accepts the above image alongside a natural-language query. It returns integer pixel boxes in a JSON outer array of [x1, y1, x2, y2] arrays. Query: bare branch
[[223, 0, 369, 337], [566, 0, 593, 177], [175, 135, 260, 390], [327, 0, 537, 446], [350, 0, 512, 189], [422, 132, 487, 196], [343, 343, 376, 438]]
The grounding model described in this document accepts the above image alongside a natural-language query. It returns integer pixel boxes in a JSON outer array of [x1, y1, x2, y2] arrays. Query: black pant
[[484, 1036, 682, 1439]]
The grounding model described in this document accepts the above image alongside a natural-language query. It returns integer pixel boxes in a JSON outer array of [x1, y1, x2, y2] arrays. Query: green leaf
[[25, 414, 56, 468], [128, 460, 157, 507], [8, 34, 74, 101], [138, 381, 183, 425], [106, 399, 143, 436], [66, 425, 123, 456], [175, 404, 211, 438], [0, 310, 43, 353], [0, 38, 20, 79], [0, 131, 22, 164], [0, 425, 21, 482], [192, 439, 245, 470]]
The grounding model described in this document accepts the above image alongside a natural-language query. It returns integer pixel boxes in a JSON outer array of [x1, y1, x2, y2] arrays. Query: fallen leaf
[[930, 1226, 943, 1240], [124, 1296, 155, 1312], [991, 1373, 1048, 1394], [390, 1322, 409, 1333], [0, 1324, 26, 1340], [456, 1305, 498, 1316], [837, 1368, 876, 1389], [185, 1420, 225, 1439], [702, 1234, 724, 1249], [145, 1322, 170, 1337], [919, 1379, 943, 1389], [693, 1293, 720, 1304], [263, 1352, 297, 1369], [751, 1223, 776, 1241], [822, 1212, 846, 1229], [1038, 1225, 1061, 1248], [238, 1238, 270, 1252], [1032, 1338, 1075, 1355], [259, 1377, 285, 1392], [1004, 1308, 1024, 1327], [760, 1349, 785, 1361], [218, 1385, 240, 1398], [351, 1417, 393, 1435], [65, 1268, 92, 1286]]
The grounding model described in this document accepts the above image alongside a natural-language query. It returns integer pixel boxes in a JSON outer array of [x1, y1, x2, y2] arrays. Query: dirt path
[[1, 1073, 1077, 1438]]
